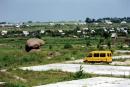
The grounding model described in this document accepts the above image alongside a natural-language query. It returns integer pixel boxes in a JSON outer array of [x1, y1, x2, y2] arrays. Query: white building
[[83, 28, 89, 30], [77, 30, 81, 33], [15, 24, 20, 28], [23, 31, 29, 36], [58, 30, 63, 33], [40, 30, 45, 34], [111, 33, 117, 39], [121, 21, 127, 24], [49, 23, 55, 26], [110, 28, 115, 32], [1, 30, 8, 36], [61, 33, 65, 35], [73, 35, 78, 38], [78, 22, 86, 25], [105, 20, 112, 24], [91, 30, 95, 33], [116, 27, 121, 32]]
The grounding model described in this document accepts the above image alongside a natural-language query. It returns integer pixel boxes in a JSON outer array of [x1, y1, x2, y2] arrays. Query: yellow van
[[83, 51, 112, 63]]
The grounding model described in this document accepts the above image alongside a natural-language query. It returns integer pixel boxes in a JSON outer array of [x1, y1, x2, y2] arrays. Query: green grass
[[0, 69, 93, 87], [0, 36, 127, 69], [0, 37, 88, 69]]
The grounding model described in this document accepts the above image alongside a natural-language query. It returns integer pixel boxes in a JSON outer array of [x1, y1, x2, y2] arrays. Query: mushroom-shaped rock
[[25, 38, 45, 52]]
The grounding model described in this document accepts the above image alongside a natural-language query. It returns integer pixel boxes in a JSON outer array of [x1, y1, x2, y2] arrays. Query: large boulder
[[25, 38, 45, 52]]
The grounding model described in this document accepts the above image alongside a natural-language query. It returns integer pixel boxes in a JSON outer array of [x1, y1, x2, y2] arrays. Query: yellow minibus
[[83, 51, 112, 63]]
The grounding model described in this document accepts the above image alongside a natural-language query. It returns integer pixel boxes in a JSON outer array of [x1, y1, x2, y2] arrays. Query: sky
[[0, 0, 130, 22]]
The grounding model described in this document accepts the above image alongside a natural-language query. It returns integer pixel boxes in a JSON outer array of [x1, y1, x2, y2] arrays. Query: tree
[[107, 40, 111, 49], [28, 21, 32, 23], [103, 32, 110, 39], [0, 22, 6, 24], [85, 17, 95, 23], [64, 43, 73, 49]]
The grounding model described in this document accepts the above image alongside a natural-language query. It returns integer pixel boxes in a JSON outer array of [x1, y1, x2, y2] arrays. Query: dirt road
[[34, 77, 130, 87]]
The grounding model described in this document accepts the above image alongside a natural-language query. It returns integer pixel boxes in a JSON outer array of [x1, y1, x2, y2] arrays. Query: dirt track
[[34, 77, 130, 87]]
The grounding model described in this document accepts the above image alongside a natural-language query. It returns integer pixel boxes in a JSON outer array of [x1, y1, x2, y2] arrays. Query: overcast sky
[[0, 0, 130, 22]]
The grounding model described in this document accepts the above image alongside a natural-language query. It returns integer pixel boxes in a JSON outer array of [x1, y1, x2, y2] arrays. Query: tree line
[[85, 17, 130, 23]]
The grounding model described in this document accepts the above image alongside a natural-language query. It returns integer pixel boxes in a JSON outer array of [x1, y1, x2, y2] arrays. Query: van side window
[[88, 53, 92, 57], [110, 53, 111, 57], [94, 53, 99, 57], [107, 53, 109, 57], [100, 53, 105, 57]]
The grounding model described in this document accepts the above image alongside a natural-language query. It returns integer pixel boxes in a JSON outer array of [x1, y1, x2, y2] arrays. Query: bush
[[64, 44, 73, 49], [49, 45, 53, 50], [73, 65, 84, 79]]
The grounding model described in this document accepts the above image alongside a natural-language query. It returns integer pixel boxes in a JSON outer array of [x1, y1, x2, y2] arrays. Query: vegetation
[[73, 65, 92, 79], [0, 21, 130, 86], [85, 17, 130, 23], [0, 69, 93, 87], [64, 43, 73, 49]]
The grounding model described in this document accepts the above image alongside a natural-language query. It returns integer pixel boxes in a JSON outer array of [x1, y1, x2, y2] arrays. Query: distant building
[[77, 30, 81, 33], [109, 28, 115, 32], [58, 30, 63, 33], [83, 31, 87, 35], [121, 21, 127, 24], [61, 32, 65, 35], [105, 20, 112, 24], [73, 35, 78, 38], [83, 28, 89, 30], [40, 30, 45, 34], [116, 27, 121, 32], [49, 23, 55, 26], [78, 22, 86, 25], [15, 24, 20, 28], [111, 33, 117, 44], [23, 31, 29, 36], [111, 33, 117, 39], [123, 44, 129, 48], [0, 24, 14, 27], [91, 30, 95, 34], [1, 30, 8, 36]]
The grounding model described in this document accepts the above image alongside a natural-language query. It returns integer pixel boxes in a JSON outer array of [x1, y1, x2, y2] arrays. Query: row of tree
[[85, 17, 130, 23]]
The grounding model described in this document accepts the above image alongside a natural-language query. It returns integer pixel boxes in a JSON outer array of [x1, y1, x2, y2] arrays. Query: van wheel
[[91, 62, 95, 64], [83, 60, 87, 63], [106, 62, 110, 64]]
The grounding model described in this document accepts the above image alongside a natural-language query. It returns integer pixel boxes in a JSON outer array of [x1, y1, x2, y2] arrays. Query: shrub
[[73, 65, 84, 79], [64, 44, 73, 49], [49, 45, 53, 50]]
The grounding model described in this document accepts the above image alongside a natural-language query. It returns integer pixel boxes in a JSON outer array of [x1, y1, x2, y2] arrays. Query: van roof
[[90, 51, 112, 53]]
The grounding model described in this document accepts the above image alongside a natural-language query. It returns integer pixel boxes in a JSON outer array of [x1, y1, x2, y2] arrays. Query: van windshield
[[87, 53, 92, 57]]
